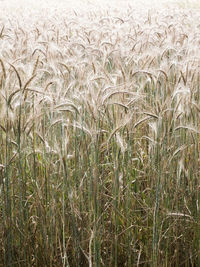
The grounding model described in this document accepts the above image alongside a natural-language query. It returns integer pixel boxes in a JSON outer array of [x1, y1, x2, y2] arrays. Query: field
[[0, 0, 200, 266]]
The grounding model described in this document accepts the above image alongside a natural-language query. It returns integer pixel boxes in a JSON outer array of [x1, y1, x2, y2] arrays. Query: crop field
[[0, 0, 200, 266]]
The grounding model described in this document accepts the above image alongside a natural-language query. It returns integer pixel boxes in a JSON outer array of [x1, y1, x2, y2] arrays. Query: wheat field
[[0, 0, 200, 266]]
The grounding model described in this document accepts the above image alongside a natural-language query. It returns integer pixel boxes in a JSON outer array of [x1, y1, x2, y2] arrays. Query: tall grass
[[0, 1, 200, 266]]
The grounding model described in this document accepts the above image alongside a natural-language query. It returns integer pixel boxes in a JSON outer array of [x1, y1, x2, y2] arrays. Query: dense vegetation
[[0, 1, 199, 266]]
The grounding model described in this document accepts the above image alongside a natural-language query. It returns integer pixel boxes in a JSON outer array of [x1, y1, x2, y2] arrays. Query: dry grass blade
[[168, 144, 188, 163], [134, 116, 152, 128], [50, 119, 64, 128], [59, 62, 70, 74], [7, 89, 21, 108], [55, 102, 79, 114], [0, 25, 4, 38], [174, 125, 199, 133], [32, 56, 40, 76], [192, 102, 200, 112], [102, 91, 135, 105], [0, 59, 6, 79], [179, 71, 187, 85], [23, 75, 37, 92], [9, 64, 22, 89], [167, 212, 193, 220], [107, 124, 125, 144], [44, 82, 54, 91], [143, 112, 159, 119], [110, 102, 129, 110], [24, 87, 45, 95], [157, 69, 168, 81], [131, 70, 156, 81], [107, 114, 132, 144], [0, 124, 6, 132]]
